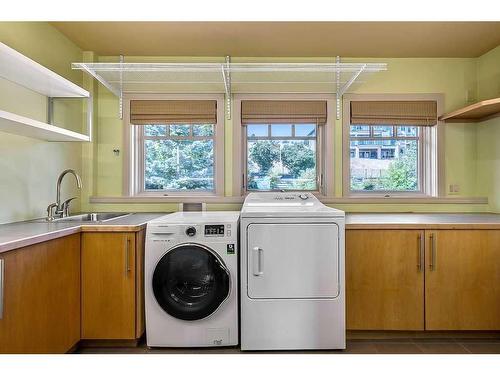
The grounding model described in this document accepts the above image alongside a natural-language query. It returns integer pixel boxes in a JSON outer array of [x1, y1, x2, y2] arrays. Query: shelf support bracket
[[119, 55, 124, 120], [338, 64, 367, 97], [335, 56, 341, 120], [221, 56, 231, 120], [46, 95, 93, 142]]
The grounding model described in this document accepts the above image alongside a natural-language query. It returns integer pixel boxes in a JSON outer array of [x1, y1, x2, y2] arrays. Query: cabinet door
[[425, 230, 500, 330], [0, 234, 80, 353], [346, 229, 425, 330], [81, 232, 136, 339]]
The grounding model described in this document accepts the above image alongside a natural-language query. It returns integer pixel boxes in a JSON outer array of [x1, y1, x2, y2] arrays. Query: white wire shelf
[[72, 59, 387, 119]]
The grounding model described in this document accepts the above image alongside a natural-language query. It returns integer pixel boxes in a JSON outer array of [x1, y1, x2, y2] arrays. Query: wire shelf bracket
[[72, 58, 387, 122], [221, 56, 231, 120]]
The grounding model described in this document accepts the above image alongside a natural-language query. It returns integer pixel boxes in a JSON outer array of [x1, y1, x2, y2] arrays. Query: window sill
[[89, 196, 245, 204], [89, 195, 487, 205], [323, 196, 488, 204]]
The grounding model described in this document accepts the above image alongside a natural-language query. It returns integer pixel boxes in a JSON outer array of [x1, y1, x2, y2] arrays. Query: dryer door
[[152, 244, 230, 320], [247, 223, 339, 299]]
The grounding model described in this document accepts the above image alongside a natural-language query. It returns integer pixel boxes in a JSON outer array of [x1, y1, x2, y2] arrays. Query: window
[[239, 98, 329, 193], [349, 125, 421, 192], [142, 124, 215, 191], [126, 95, 224, 197], [245, 123, 319, 191], [343, 95, 441, 197]]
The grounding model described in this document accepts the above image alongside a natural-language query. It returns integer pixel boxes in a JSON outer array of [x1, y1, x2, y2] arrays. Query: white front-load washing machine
[[240, 192, 345, 350], [145, 212, 240, 347]]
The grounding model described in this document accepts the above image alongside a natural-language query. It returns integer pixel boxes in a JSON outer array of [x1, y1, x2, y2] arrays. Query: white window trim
[[342, 93, 445, 198], [232, 93, 336, 198], [122, 93, 225, 198]]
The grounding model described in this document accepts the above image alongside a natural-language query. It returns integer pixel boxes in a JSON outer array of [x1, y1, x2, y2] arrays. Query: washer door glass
[[152, 244, 230, 321]]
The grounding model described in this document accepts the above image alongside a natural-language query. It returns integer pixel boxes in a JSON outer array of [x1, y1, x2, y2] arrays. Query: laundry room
[[1, 1, 500, 373]]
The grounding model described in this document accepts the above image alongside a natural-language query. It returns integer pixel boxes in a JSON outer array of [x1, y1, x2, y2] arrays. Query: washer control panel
[[204, 224, 225, 237]]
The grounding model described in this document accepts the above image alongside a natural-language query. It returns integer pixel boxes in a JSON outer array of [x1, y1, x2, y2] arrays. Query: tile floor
[[76, 338, 500, 354]]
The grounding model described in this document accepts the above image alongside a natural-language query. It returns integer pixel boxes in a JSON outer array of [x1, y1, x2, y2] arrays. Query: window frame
[[123, 93, 225, 198], [243, 123, 322, 193], [342, 93, 444, 198], [232, 93, 336, 197]]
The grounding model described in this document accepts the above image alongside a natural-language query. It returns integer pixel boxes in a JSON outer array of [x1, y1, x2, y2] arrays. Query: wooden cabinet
[[346, 229, 425, 330], [347, 228, 500, 332], [0, 234, 80, 353], [81, 230, 145, 340], [425, 230, 500, 330]]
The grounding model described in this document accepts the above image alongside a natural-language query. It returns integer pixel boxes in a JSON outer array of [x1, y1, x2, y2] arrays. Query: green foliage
[[281, 142, 316, 176], [145, 139, 214, 190], [382, 142, 418, 191], [295, 168, 317, 190], [248, 140, 280, 173], [247, 139, 317, 191]]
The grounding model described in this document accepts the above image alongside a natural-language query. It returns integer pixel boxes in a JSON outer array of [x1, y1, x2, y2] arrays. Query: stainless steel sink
[[47, 212, 131, 223]]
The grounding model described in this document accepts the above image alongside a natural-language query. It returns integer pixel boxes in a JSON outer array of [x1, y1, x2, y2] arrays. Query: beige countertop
[[346, 213, 500, 229], [2, 212, 500, 254], [0, 213, 167, 254]]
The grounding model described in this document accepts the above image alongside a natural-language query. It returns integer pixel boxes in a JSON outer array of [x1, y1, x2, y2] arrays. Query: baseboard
[[347, 330, 500, 340], [78, 338, 141, 348]]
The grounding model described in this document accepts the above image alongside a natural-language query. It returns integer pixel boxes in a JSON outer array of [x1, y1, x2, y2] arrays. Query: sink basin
[[48, 213, 131, 223]]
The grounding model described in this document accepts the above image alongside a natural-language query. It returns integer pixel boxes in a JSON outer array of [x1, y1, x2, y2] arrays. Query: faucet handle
[[61, 197, 78, 217], [46, 203, 58, 221]]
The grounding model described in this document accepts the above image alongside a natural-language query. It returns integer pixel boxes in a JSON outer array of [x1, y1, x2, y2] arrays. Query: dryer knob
[[185, 226, 197, 237]]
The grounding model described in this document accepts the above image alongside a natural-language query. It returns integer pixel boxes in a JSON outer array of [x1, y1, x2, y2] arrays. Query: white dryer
[[240, 192, 345, 350], [145, 212, 239, 347]]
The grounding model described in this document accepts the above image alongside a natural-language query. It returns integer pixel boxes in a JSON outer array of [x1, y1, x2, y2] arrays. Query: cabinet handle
[[429, 233, 436, 271], [417, 233, 424, 271], [125, 237, 131, 275], [0, 259, 4, 320]]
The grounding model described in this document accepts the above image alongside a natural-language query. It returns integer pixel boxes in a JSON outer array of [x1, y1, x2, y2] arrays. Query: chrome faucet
[[46, 169, 82, 221]]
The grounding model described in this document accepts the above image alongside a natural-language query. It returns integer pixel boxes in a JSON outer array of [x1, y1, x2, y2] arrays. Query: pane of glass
[[144, 125, 167, 136], [271, 124, 292, 137], [397, 126, 419, 137], [169, 124, 191, 136], [350, 139, 419, 192], [350, 125, 370, 137], [295, 124, 316, 137], [193, 124, 214, 136], [145, 139, 214, 191], [372, 126, 394, 137], [247, 124, 268, 137], [247, 139, 317, 191]]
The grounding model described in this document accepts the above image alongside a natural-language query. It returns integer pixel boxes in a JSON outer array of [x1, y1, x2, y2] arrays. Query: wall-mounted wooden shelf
[[439, 98, 500, 123], [0, 42, 92, 141], [0, 110, 90, 142]]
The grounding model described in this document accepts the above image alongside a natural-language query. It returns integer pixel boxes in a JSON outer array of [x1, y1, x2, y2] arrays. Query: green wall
[[476, 46, 500, 212], [0, 22, 498, 222], [0, 22, 84, 223], [83, 54, 497, 213]]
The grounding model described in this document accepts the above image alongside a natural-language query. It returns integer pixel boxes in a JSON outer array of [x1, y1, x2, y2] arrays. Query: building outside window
[[344, 96, 440, 197], [349, 125, 420, 191]]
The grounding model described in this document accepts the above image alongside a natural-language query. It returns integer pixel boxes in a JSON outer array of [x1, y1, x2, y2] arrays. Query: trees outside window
[[246, 124, 318, 191], [143, 124, 215, 191]]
